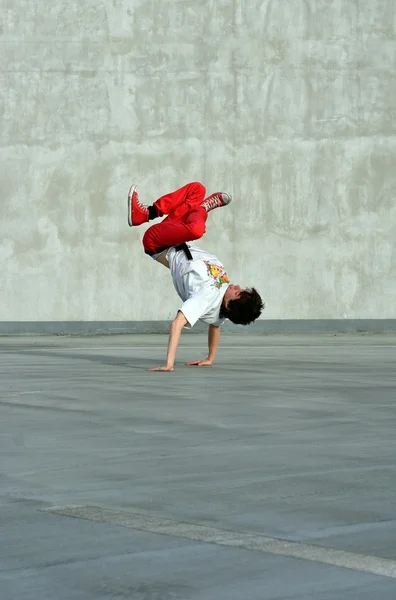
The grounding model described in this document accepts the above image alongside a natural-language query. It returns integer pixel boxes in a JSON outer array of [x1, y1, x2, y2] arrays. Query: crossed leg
[[143, 182, 208, 257]]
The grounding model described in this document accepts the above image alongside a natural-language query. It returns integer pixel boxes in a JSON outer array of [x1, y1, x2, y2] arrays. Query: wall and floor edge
[[1, 320, 396, 336]]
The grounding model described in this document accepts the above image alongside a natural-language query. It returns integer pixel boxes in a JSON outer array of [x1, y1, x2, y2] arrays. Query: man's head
[[221, 284, 264, 325]]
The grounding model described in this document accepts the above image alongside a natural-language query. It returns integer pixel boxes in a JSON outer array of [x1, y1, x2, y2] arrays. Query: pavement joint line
[[41, 505, 396, 580]]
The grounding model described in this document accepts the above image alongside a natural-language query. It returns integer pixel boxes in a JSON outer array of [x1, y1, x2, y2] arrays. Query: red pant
[[143, 182, 208, 255]]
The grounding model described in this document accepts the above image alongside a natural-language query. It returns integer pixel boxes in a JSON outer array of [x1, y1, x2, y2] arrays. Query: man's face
[[224, 284, 243, 307]]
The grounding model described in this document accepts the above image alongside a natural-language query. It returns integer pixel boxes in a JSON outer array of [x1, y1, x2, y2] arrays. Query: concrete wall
[[2, 0, 396, 325]]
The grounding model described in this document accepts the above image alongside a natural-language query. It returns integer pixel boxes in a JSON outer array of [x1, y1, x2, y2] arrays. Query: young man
[[128, 182, 264, 372]]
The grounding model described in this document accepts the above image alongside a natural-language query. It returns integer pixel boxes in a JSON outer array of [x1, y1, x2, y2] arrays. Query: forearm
[[207, 325, 221, 362], [165, 321, 183, 368]]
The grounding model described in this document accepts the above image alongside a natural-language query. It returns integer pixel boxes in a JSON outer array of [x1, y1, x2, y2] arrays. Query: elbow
[[171, 319, 182, 331]]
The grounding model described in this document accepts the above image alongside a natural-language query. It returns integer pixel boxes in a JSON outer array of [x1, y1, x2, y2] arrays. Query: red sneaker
[[200, 192, 232, 213], [128, 184, 149, 226]]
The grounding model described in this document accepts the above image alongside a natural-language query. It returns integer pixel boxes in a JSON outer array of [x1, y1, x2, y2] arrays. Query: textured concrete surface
[[2, 1, 396, 322], [1, 334, 396, 599]]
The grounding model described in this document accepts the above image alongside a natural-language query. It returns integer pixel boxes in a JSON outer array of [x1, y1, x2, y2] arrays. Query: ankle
[[148, 205, 158, 220]]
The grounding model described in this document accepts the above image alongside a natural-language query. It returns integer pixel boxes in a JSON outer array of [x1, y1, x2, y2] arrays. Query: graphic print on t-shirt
[[204, 261, 230, 289]]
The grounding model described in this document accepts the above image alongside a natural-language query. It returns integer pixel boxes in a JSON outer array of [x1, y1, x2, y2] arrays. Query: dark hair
[[220, 287, 264, 325]]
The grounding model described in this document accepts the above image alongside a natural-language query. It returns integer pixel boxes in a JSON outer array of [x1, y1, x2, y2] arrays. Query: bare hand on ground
[[185, 359, 213, 367]]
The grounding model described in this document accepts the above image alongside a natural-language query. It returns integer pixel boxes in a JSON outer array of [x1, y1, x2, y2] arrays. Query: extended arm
[[208, 324, 221, 362], [148, 311, 188, 372], [186, 324, 221, 367]]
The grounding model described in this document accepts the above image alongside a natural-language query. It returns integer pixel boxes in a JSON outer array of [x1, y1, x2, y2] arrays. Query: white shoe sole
[[222, 192, 232, 205], [128, 184, 137, 227]]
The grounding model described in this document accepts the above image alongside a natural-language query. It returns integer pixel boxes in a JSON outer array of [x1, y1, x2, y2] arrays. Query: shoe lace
[[135, 192, 148, 211], [203, 194, 222, 209]]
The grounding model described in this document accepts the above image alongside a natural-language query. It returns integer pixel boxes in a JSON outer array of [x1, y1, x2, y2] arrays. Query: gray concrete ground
[[1, 333, 396, 600]]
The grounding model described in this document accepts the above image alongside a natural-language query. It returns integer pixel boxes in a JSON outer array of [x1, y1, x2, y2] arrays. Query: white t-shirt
[[166, 245, 230, 328]]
